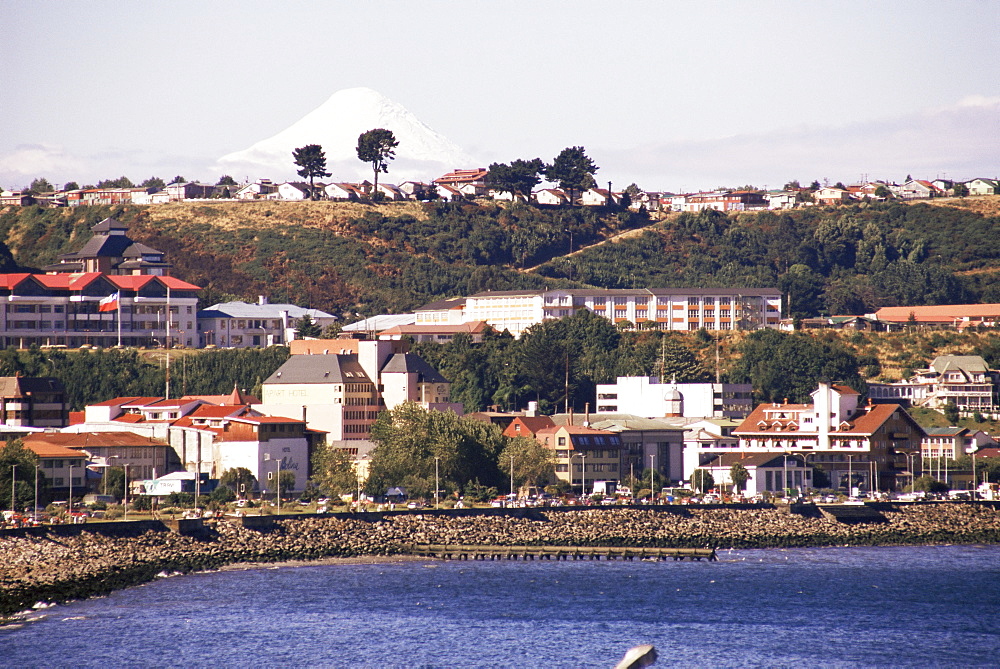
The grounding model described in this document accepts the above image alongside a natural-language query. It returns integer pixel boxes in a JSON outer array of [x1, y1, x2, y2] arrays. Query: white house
[[703, 452, 812, 495], [534, 189, 569, 206], [965, 178, 998, 196], [325, 183, 364, 201], [375, 183, 405, 200], [766, 191, 797, 209], [236, 180, 278, 200], [580, 188, 619, 207], [197, 297, 337, 348], [435, 184, 463, 202], [279, 182, 321, 200]]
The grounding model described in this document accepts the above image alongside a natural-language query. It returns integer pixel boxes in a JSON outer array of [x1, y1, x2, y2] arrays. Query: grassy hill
[[0, 196, 998, 322]]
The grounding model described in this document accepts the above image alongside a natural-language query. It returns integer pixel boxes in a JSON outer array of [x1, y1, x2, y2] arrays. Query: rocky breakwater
[[2, 503, 999, 618]]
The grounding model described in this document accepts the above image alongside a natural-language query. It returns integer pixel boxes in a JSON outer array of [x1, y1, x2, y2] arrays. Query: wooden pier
[[403, 544, 717, 562]]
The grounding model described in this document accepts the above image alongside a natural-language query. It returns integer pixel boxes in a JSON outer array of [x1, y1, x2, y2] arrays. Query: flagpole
[[117, 293, 122, 347], [165, 285, 171, 400]]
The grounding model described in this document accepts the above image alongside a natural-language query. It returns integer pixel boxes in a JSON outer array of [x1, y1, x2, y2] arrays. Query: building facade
[[0, 273, 200, 349], [197, 298, 337, 348], [0, 376, 69, 427], [868, 355, 999, 418], [733, 383, 925, 492], [258, 339, 460, 447], [451, 288, 782, 337], [594, 377, 753, 419]]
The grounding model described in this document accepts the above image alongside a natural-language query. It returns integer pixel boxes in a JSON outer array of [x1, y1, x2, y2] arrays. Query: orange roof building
[[873, 304, 1000, 330], [731, 383, 925, 492]]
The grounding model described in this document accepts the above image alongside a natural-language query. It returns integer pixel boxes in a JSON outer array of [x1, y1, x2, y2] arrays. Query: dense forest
[[1, 198, 998, 322], [0, 347, 289, 410]]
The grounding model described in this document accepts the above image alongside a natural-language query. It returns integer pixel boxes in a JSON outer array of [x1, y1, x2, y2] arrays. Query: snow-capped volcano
[[216, 87, 476, 182]]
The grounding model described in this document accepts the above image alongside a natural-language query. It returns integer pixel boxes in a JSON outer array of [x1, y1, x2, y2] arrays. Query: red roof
[[0, 272, 200, 292], [503, 416, 556, 438], [434, 168, 488, 185]]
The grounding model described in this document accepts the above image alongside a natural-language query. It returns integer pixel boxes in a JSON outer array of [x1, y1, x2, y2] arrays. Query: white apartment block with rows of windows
[[457, 288, 782, 337]]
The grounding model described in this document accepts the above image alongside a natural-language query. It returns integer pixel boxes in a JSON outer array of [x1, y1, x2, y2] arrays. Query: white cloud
[[0, 144, 86, 188], [600, 98, 1000, 191]]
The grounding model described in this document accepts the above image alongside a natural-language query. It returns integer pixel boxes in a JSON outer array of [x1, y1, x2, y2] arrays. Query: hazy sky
[[3, 0, 998, 191]]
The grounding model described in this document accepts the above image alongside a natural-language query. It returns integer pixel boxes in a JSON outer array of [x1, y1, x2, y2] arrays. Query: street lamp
[[265, 454, 280, 513], [68, 463, 74, 516], [967, 446, 978, 499], [435, 456, 441, 510], [846, 454, 853, 497], [649, 454, 655, 504], [782, 454, 788, 499], [509, 455, 515, 502], [798, 453, 815, 495], [10, 464, 16, 516], [123, 463, 132, 520], [34, 465, 39, 524], [905, 451, 917, 492]]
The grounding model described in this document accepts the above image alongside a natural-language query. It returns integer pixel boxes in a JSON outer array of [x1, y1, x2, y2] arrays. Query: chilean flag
[[98, 292, 120, 312]]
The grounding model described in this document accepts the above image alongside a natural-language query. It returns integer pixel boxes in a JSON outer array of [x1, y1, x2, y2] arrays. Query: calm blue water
[[3, 545, 1000, 668]]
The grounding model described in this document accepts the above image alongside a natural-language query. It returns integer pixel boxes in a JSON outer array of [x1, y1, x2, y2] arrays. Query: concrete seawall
[[2, 502, 999, 618]]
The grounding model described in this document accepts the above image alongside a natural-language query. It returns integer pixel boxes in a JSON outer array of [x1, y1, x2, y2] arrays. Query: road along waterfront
[[2, 503, 1000, 618]]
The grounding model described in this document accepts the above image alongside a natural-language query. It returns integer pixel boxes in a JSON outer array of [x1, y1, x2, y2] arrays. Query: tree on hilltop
[[292, 144, 331, 200], [356, 128, 399, 193], [170, 176, 186, 184], [27, 178, 54, 194], [97, 176, 134, 188], [546, 146, 598, 205], [217, 175, 237, 186], [486, 158, 546, 201], [63, 181, 80, 191], [140, 176, 165, 189]]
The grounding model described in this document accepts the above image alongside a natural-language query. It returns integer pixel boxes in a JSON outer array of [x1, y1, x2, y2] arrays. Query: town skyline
[[2, 1, 998, 191]]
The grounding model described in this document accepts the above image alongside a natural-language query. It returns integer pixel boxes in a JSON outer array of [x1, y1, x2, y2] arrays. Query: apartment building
[[534, 424, 623, 494], [0, 272, 200, 349], [0, 376, 69, 427], [258, 338, 460, 448], [453, 288, 782, 337]]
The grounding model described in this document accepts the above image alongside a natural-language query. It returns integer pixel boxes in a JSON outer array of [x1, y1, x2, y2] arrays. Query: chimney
[[259, 295, 267, 305], [569, 407, 575, 425], [526, 401, 537, 418], [584, 402, 590, 427], [302, 405, 307, 423]]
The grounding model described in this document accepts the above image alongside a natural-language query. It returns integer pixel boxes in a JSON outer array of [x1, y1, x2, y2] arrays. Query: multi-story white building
[[595, 376, 753, 419], [868, 355, 999, 418], [197, 298, 337, 348], [732, 383, 925, 492], [453, 288, 782, 337], [0, 272, 200, 349]]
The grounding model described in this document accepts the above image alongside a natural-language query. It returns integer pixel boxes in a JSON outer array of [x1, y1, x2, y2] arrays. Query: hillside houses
[[6, 169, 996, 210]]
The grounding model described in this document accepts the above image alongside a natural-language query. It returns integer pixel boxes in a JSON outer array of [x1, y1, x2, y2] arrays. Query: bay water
[[3, 545, 999, 668]]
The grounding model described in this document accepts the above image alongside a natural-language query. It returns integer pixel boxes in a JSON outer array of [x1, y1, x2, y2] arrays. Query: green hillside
[[1, 196, 999, 321]]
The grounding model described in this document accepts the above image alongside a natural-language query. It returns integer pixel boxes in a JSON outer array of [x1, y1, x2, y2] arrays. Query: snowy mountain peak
[[217, 88, 475, 182]]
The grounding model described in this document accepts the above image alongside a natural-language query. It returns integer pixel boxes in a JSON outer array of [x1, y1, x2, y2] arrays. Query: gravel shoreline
[[2, 503, 998, 619]]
